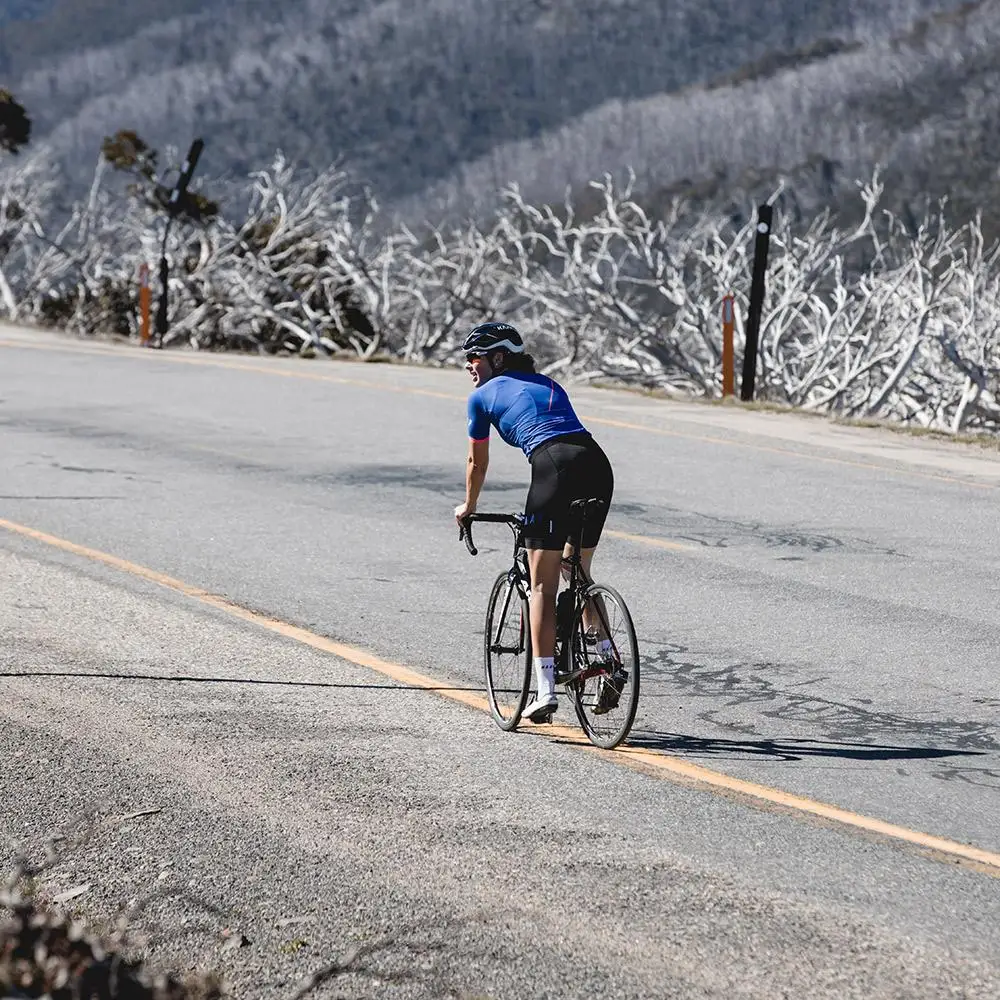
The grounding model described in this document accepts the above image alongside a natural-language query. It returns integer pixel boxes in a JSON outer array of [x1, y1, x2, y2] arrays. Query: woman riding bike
[[453, 321, 615, 722]]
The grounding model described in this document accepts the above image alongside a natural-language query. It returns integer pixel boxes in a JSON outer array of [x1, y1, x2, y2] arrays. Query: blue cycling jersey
[[467, 371, 589, 457]]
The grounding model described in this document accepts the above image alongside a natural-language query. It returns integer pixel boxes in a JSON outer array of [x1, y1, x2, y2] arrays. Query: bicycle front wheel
[[484, 571, 532, 731], [568, 583, 640, 749]]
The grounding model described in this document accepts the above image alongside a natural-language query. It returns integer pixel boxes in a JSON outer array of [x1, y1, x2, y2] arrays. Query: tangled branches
[[0, 895, 222, 1000], [2, 150, 999, 432], [1, 838, 221, 1000]]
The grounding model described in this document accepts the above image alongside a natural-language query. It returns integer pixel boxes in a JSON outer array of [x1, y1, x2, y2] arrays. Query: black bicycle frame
[[460, 501, 620, 681], [569, 500, 628, 679]]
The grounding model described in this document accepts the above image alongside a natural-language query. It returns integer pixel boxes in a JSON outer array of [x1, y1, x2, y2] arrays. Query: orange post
[[721, 294, 735, 397], [138, 263, 151, 345]]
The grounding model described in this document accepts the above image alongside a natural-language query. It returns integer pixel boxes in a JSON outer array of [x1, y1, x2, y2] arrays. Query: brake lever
[[458, 517, 478, 556]]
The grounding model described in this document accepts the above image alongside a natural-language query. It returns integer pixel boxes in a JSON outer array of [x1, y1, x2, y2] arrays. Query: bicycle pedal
[[528, 706, 557, 724]]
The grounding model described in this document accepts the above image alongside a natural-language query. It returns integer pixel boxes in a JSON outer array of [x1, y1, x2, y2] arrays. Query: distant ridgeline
[[2, 0, 995, 232]]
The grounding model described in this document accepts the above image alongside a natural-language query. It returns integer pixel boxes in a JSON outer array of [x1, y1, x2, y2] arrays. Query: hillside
[[1, 0, 980, 220], [0, 1, 54, 30], [400, 0, 1000, 237]]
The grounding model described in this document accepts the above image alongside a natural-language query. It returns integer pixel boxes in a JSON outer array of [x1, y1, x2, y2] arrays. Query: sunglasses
[[465, 352, 487, 363]]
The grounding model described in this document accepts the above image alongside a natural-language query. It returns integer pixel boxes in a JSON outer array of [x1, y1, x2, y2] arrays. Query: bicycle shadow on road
[[626, 731, 987, 763]]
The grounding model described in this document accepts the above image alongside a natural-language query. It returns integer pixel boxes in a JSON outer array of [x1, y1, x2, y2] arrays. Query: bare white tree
[[3, 149, 999, 434]]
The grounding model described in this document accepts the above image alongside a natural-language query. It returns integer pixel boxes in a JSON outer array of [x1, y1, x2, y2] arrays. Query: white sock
[[597, 639, 613, 657], [533, 656, 555, 698]]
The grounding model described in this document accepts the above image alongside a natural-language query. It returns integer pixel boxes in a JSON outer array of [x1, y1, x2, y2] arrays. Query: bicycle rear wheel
[[567, 583, 639, 749], [484, 571, 532, 731]]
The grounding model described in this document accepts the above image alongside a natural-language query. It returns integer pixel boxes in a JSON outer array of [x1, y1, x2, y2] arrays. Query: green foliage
[[101, 128, 156, 178], [101, 128, 219, 224], [151, 186, 219, 223], [0, 89, 30, 154]]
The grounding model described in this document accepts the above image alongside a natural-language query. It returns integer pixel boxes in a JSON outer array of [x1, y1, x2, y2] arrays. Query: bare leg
[[522, 547, 565, 719], [527, 547, 563, 659]]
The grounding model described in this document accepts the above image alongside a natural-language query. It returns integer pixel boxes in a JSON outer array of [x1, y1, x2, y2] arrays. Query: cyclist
[[453, 321, 616, 722]]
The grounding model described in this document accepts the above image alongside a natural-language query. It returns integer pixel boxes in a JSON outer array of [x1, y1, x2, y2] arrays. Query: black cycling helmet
[[463, 321, 525, 356]]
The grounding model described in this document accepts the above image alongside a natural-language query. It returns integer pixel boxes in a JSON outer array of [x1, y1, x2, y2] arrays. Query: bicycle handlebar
[[457, 512, 521, 557]]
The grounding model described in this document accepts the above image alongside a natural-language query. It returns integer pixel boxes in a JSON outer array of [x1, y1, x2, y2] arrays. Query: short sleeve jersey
[[466, 371, 589, 457]]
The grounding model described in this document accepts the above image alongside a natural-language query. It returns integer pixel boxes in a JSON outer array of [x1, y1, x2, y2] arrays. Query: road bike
[[459, 499, 640, 749]]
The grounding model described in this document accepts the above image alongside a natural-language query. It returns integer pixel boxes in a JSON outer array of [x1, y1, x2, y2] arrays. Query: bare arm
[[456, 438, 490, 523], [465, 437, 490, 510]]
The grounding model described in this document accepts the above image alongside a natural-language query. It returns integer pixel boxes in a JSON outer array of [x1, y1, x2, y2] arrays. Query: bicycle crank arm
[[559, 665, 609, 686]]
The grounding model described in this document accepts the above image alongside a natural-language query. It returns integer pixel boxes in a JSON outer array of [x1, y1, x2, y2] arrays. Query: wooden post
[[721, 294, 735, 397], [138, 263, 151, 346]]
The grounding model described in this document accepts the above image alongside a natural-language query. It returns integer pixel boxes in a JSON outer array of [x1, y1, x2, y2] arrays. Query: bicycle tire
[[567, 583, 640, 749], [484, 570, 532, 731]]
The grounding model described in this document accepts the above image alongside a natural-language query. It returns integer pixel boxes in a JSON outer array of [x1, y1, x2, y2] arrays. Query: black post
[[740, 203, 773, 401], [154, 243, 170, 347], [169, 138, 204, 213], [152, 138, 204, 348]]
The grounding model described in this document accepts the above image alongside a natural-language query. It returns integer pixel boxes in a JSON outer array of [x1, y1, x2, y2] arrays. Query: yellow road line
[[0, 516, 489, 715], [0, 336, 461, 401], [2, 513, 999, 878], [604, 529, 698, 553], [1, 335, 995, 493]]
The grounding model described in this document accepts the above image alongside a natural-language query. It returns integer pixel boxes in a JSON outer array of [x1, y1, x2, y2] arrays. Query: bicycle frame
[[460, 513, 530, 656], [462, 501, 639, 748], [556, 499, 623, 686], [460, 502, 620, 688]]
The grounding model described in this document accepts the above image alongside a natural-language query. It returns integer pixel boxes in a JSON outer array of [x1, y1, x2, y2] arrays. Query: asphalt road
[[1, 326, 999, 999]]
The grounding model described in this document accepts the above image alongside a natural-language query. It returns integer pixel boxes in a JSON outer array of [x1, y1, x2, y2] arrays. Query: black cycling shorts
[[523, 432, 614, 551]]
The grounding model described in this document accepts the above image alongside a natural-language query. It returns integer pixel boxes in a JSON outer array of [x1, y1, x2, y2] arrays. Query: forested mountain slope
[[406, 0, 1000, 234], [0, 1, 54, 31], [1, 0, 982, 222]]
